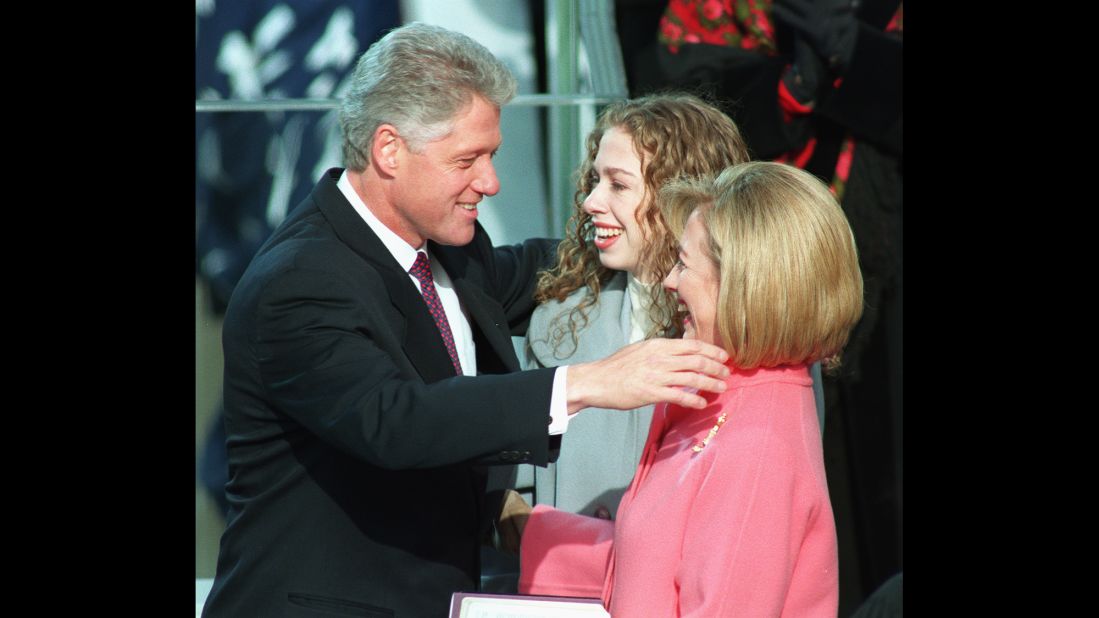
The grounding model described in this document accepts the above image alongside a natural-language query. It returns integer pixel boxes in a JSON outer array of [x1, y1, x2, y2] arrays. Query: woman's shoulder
[[705, 368, 827, 485], [525, 271, 630, 366], [535, 271, 629, 313]]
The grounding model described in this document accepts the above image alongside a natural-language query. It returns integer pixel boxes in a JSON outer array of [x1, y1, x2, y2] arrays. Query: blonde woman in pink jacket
[[517, 161, 864, 617]]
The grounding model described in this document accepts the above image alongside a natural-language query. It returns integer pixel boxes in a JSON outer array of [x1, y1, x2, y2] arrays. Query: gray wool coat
[[516, 271, 651, 518]]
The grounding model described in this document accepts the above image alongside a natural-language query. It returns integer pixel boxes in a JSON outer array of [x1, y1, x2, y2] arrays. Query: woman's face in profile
[[583, 126, 649, 279], [664, 210, 720, 345]]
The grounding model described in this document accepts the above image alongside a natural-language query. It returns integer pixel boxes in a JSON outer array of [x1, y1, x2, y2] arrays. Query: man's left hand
[[497, 489, 532, 555]]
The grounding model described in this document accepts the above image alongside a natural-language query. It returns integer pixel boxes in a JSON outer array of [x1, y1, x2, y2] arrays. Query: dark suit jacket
[[202, 168, 559, 617]]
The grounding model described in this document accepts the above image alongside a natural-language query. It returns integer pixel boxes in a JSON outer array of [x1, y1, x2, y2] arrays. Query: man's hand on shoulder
[[565, 338, 730, 413]]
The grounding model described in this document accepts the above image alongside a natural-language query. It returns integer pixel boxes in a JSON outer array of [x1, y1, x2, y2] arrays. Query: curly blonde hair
[[534, 93, 750, 351]]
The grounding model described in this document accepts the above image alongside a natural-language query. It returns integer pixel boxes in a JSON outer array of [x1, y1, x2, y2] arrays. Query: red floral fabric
[[659, 0, 777, 54], [658, 0, 903, 199]]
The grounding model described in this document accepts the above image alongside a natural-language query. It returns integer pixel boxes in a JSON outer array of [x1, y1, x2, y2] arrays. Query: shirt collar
[[337, 170, 425, 272]]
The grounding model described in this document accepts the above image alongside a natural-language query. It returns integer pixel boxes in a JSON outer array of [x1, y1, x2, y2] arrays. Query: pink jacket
[[519, 363, 838, 617]]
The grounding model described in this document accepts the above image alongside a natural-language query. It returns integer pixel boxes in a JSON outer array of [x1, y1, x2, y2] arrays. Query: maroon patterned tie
[[409, 252, 463, 376]]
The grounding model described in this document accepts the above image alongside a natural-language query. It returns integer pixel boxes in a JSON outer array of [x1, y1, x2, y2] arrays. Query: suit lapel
[[433, 241, 519, 374], [454, 278, 518, 373], [375, 266, 459, 384], [313, 168, 459, 384]]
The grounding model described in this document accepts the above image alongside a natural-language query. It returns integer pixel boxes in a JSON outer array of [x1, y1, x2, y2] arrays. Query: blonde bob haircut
[[659, 161, 864, 370]]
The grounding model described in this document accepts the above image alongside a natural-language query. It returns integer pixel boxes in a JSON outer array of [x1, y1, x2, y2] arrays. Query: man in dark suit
[[201, 22, 730, 617]]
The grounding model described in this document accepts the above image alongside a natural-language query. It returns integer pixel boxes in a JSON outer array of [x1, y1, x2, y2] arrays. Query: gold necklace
[[691, 411, 729, 453]]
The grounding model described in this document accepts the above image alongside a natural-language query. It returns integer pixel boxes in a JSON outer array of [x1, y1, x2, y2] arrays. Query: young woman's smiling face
[[583, 126, 650, 279]]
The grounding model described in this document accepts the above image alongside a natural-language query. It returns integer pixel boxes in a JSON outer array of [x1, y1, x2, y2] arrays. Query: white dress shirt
[[337, 171, 570, 434]]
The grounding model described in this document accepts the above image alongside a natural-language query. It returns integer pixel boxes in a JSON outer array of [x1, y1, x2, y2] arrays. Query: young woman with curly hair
[[515, 93, 752, 520]]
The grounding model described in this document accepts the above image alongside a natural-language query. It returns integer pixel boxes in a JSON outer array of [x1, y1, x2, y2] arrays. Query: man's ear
[[372, 124, 400, 172]]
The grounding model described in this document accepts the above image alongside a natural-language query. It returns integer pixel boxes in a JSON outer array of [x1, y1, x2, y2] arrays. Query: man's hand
[[566, 338, 730, 414], [497, 489, 532, 555]]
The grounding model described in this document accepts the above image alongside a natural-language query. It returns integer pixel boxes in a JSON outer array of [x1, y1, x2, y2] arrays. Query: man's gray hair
[[340, 22, 518, 171]]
